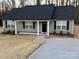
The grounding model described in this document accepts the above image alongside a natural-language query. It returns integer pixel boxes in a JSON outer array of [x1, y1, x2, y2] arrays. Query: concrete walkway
[[28, 38, 79, 59], [33, 35, 46, 42], [35, 35, 45, 40]]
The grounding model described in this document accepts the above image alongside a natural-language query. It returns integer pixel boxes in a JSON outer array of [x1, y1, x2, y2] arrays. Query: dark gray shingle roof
[[2, 5, 76, 20], [53, 6, 76, 19], [3, 5, 54, 20]]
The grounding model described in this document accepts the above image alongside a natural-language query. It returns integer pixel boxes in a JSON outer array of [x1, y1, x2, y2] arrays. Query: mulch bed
[[46, 34, 75, 38]]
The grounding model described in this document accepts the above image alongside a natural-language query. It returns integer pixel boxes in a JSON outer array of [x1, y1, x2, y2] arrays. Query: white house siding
[[69, 20, 74, 34], [16, 21, 37, 33], [50, 20, 74, 34], [3, 20, 5, 31], [16, 21, 48, 33], [54, 20, 69, 34], [3, 20, 74, 34], [3, 20, 15, 31], [49, 20, 54, 33]]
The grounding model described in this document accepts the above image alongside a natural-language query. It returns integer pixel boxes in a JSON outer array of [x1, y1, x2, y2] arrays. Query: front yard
[[0, 25, 79, 59], [46, 25, 79, 39], [0, 35, 43, 59], [74, 25, 79, 39]]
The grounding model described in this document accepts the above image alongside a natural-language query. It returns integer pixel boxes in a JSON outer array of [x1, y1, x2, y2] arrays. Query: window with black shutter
[[33, 22, 35, 29], [54, 21, 56, 30], [5, 21, 7, 28], [67, 21, 69, 30], [23, 21, 25, 29]]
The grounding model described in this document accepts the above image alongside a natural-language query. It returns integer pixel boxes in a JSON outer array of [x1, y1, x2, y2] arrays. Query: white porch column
[[71, 20, 74, 34], [15, 21, 17, 35], [37, 21, 39, 35], [47, 21, 49, 36], [2, 21, 5, 31]]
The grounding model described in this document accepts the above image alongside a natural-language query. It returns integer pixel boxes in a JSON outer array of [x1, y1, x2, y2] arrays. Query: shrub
[[8, 30, 11, 33], [12, 30, 15, 35], [53, 31, 56, 34], [67, 32, 70, 35], [3, 30, 9, 34], [60, 31, 63, 35], [3, 30, 14, 34]]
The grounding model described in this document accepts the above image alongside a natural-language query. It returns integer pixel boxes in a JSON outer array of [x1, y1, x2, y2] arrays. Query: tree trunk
[[52, 0, 53, 4], [37, 0, 41, 5], [61, 0, 64, 6], [56, 0, 58, 6]]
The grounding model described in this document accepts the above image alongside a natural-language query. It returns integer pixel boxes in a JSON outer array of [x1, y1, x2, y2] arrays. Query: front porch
[[14, 20, 49, 36], [2, 20, 74, 36]]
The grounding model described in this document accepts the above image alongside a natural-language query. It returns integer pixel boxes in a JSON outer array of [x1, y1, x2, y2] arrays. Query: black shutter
[[33, 22, 35, 29], [5, 21, 7, 28], [54, 21, 56, 30], [23, 21, 25, 29], [67, 21, 69, 30]]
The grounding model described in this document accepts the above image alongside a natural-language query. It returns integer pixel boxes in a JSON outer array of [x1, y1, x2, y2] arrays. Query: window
[[56, 26, 61, 29], [25, 25, 28, 28], [62, 26, 66, 29], [56, 21, 67, 30], [62, 21, 67, 30], [7, 20, 15, 28], [29, 25, 32, 28], [7, 25, 10, 28], [24, 21, 33, 29]]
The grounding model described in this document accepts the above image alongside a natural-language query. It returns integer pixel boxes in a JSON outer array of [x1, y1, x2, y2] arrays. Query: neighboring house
[[2, 4, 76, 36]]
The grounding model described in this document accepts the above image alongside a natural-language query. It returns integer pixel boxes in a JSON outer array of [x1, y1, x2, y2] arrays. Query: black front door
[[42, 22, 47, 32]]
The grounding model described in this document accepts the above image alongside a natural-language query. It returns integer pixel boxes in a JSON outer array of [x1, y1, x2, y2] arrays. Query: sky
[[0, 0, 3, 2]]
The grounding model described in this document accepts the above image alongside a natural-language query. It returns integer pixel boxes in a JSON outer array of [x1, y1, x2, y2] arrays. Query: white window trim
[[25, 21, 33, 29], [7, 20, 15, 28], [56, 21, 67, 30]]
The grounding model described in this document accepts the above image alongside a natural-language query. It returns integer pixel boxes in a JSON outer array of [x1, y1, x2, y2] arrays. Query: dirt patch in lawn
[[0, 34, 43, 59]]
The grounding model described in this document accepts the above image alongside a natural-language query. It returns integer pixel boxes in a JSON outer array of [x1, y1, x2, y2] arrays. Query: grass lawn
[[0, 24, 79, 59], [0, 34, 43, 59], [74, 25, 79, 39]]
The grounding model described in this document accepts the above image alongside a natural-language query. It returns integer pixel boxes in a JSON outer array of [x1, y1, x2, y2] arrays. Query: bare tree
[[0, 0, 16, 16], [7, 0, 12, 8], [71, 0, 79, 6], [11, 0, 16, 8], [75, 0, 78, 6], [56, 0, 58, 6], [65, 0, 71, 6], [0, 2, 8, 16], [18, 0, 27, 8], [46, 0, 47, 4], [37, 0, 41, 5], [61, 0, 64, 6], [6, 0, 16, 8], [52, 0, 53, 4], [48, 0, 50, 4]]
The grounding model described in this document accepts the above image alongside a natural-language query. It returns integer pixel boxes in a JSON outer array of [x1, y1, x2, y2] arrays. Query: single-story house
[[2, 4, 76, 36]]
